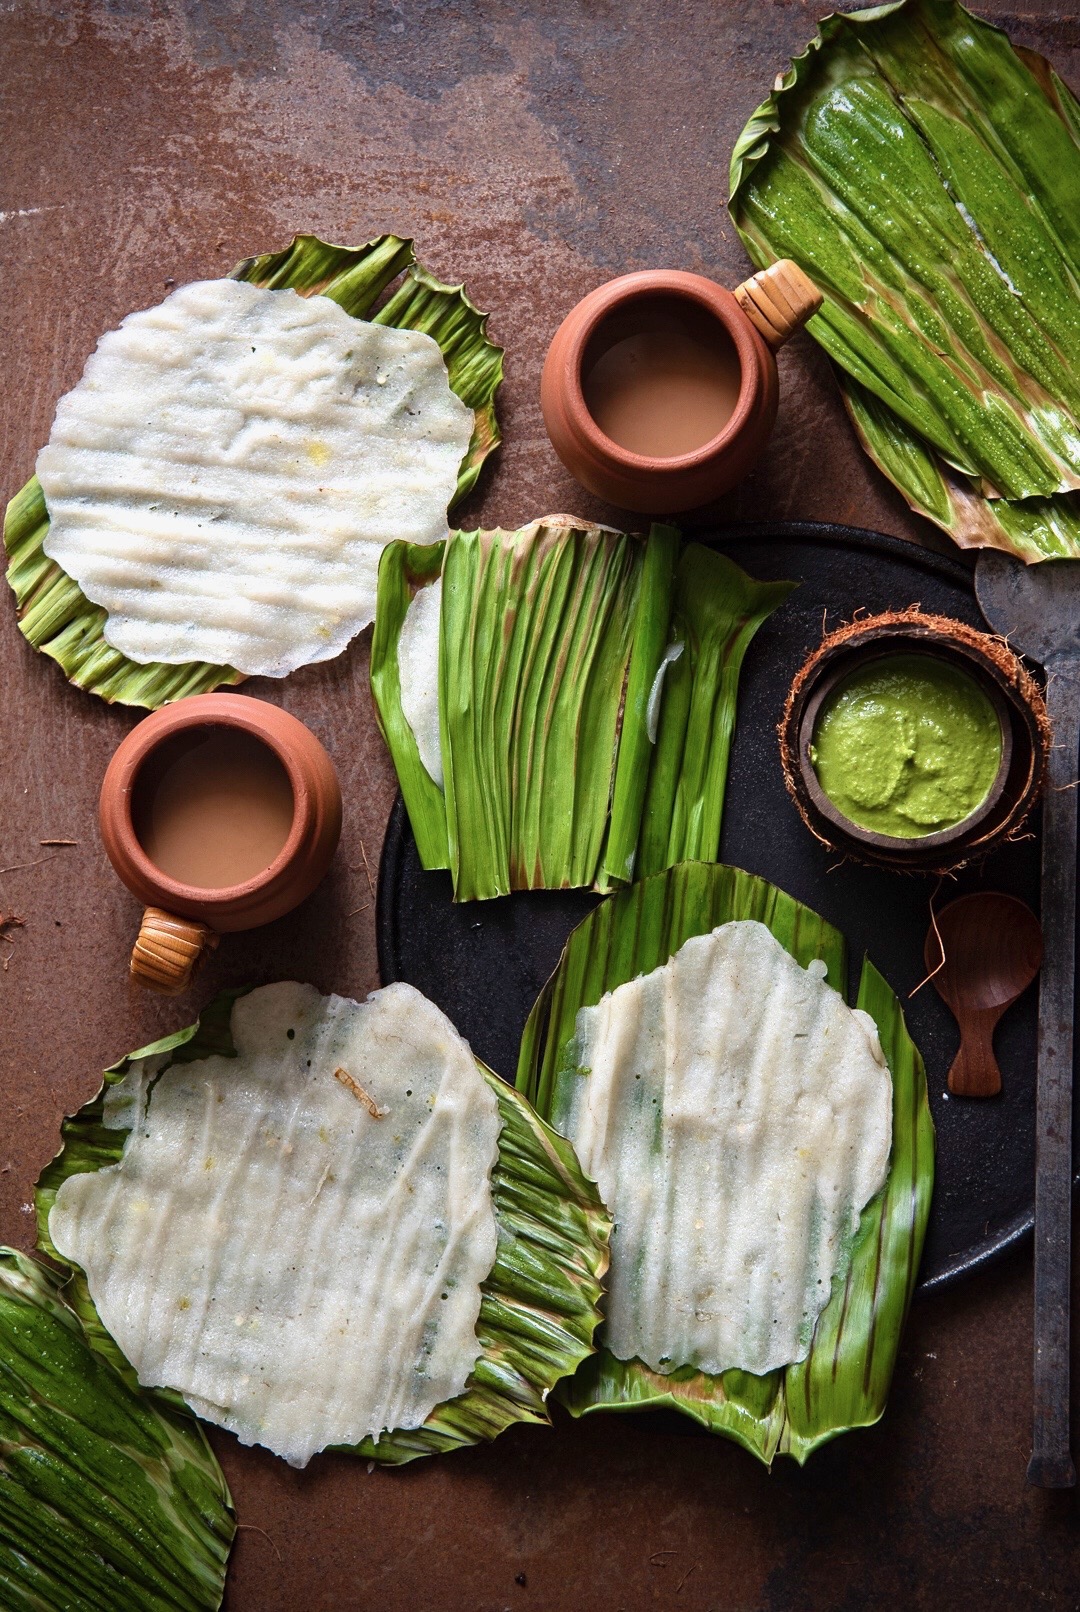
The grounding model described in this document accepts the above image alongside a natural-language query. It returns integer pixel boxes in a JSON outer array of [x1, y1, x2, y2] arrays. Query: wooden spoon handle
[[947, 1007, 1004, 1098]]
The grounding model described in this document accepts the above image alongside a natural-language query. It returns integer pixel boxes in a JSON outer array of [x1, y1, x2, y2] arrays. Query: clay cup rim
[[561, 270, 763, 473], [99, 693, 317, 913]]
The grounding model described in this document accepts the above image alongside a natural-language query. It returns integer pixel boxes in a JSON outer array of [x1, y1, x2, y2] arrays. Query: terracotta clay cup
[[540, 261, 822, 513], [100, 692, 342, 995]]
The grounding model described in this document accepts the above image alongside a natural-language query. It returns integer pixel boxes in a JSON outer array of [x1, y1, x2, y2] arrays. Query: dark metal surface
[[379, 521, 1079, 1293], [5, 4, 1080, 1608], [977, 553, 1080, 1488], [976, 554, 1080, 664]]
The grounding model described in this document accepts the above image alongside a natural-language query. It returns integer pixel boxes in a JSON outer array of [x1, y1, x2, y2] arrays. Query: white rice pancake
[[49, 981, 501, 1467], [555, 920, 892, 1378], [397, 574, 444, 786], [37, 279, 473, 676]]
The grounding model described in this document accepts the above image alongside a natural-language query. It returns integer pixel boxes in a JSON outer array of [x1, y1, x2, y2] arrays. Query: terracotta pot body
[[541, 269, 789, 514], [100, 693, 342, 991]]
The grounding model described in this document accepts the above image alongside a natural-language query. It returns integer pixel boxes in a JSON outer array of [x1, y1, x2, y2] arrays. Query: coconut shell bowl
[[779, 609, 1050, 874]]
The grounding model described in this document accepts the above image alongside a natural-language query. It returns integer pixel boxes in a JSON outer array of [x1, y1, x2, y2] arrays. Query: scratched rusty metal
[[1, 3, 1079, 1608]]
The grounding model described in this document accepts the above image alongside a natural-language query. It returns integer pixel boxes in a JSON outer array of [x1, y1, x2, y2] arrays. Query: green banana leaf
[[598, 523, 681, 888], [5, 232, 504, 706], [841, 370, 1080, 561], [36, 989, 611, 1468], [371, 524, 791, 899], [516, 861, 935, 1465], [636, 549, 795, 879], [369, 538, 450, 870], [728, 0, 1080, 559], [0, 1247, 234, 1610], [372, 518, 672, 895], [440, 520, 671, 902]]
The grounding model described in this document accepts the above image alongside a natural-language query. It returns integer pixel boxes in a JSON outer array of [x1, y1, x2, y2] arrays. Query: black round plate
[[377, 520, 1078, 1292]]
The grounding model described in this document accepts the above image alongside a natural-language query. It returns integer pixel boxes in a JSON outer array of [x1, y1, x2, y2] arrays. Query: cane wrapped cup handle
[[131, 908, 218, 995], [733, 260, 822, 350]]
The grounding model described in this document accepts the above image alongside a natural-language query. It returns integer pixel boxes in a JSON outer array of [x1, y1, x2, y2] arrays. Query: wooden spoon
[[925, 892, 1043, 1098]]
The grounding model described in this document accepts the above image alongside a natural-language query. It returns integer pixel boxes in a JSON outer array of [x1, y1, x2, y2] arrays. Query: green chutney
[[810, 653, 1003, 839]]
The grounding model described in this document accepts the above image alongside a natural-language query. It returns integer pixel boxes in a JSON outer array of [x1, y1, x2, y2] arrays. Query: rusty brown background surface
[[2, 2, 1079, 1608]]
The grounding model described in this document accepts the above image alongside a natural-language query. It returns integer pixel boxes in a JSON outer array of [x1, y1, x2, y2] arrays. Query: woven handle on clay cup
[[732, 259, 822, 351], [130, 907, 219, 995]]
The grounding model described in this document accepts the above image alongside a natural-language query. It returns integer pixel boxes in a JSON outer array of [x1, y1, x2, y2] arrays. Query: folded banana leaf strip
[[635, 547, 794, 878], [371, 521, 791, 901], [370, 537, 451, 869], [0, 1247, 234, 1610], [35, 990, 611, 1467], [4, 232, 504, 705], [441, 520, 666, 902], [516, 861, 935, 1465], [728, 0, 1080, 559]]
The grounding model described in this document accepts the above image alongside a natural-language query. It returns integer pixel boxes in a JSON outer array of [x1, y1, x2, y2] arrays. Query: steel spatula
[[976, 550, 1079, 1489]]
